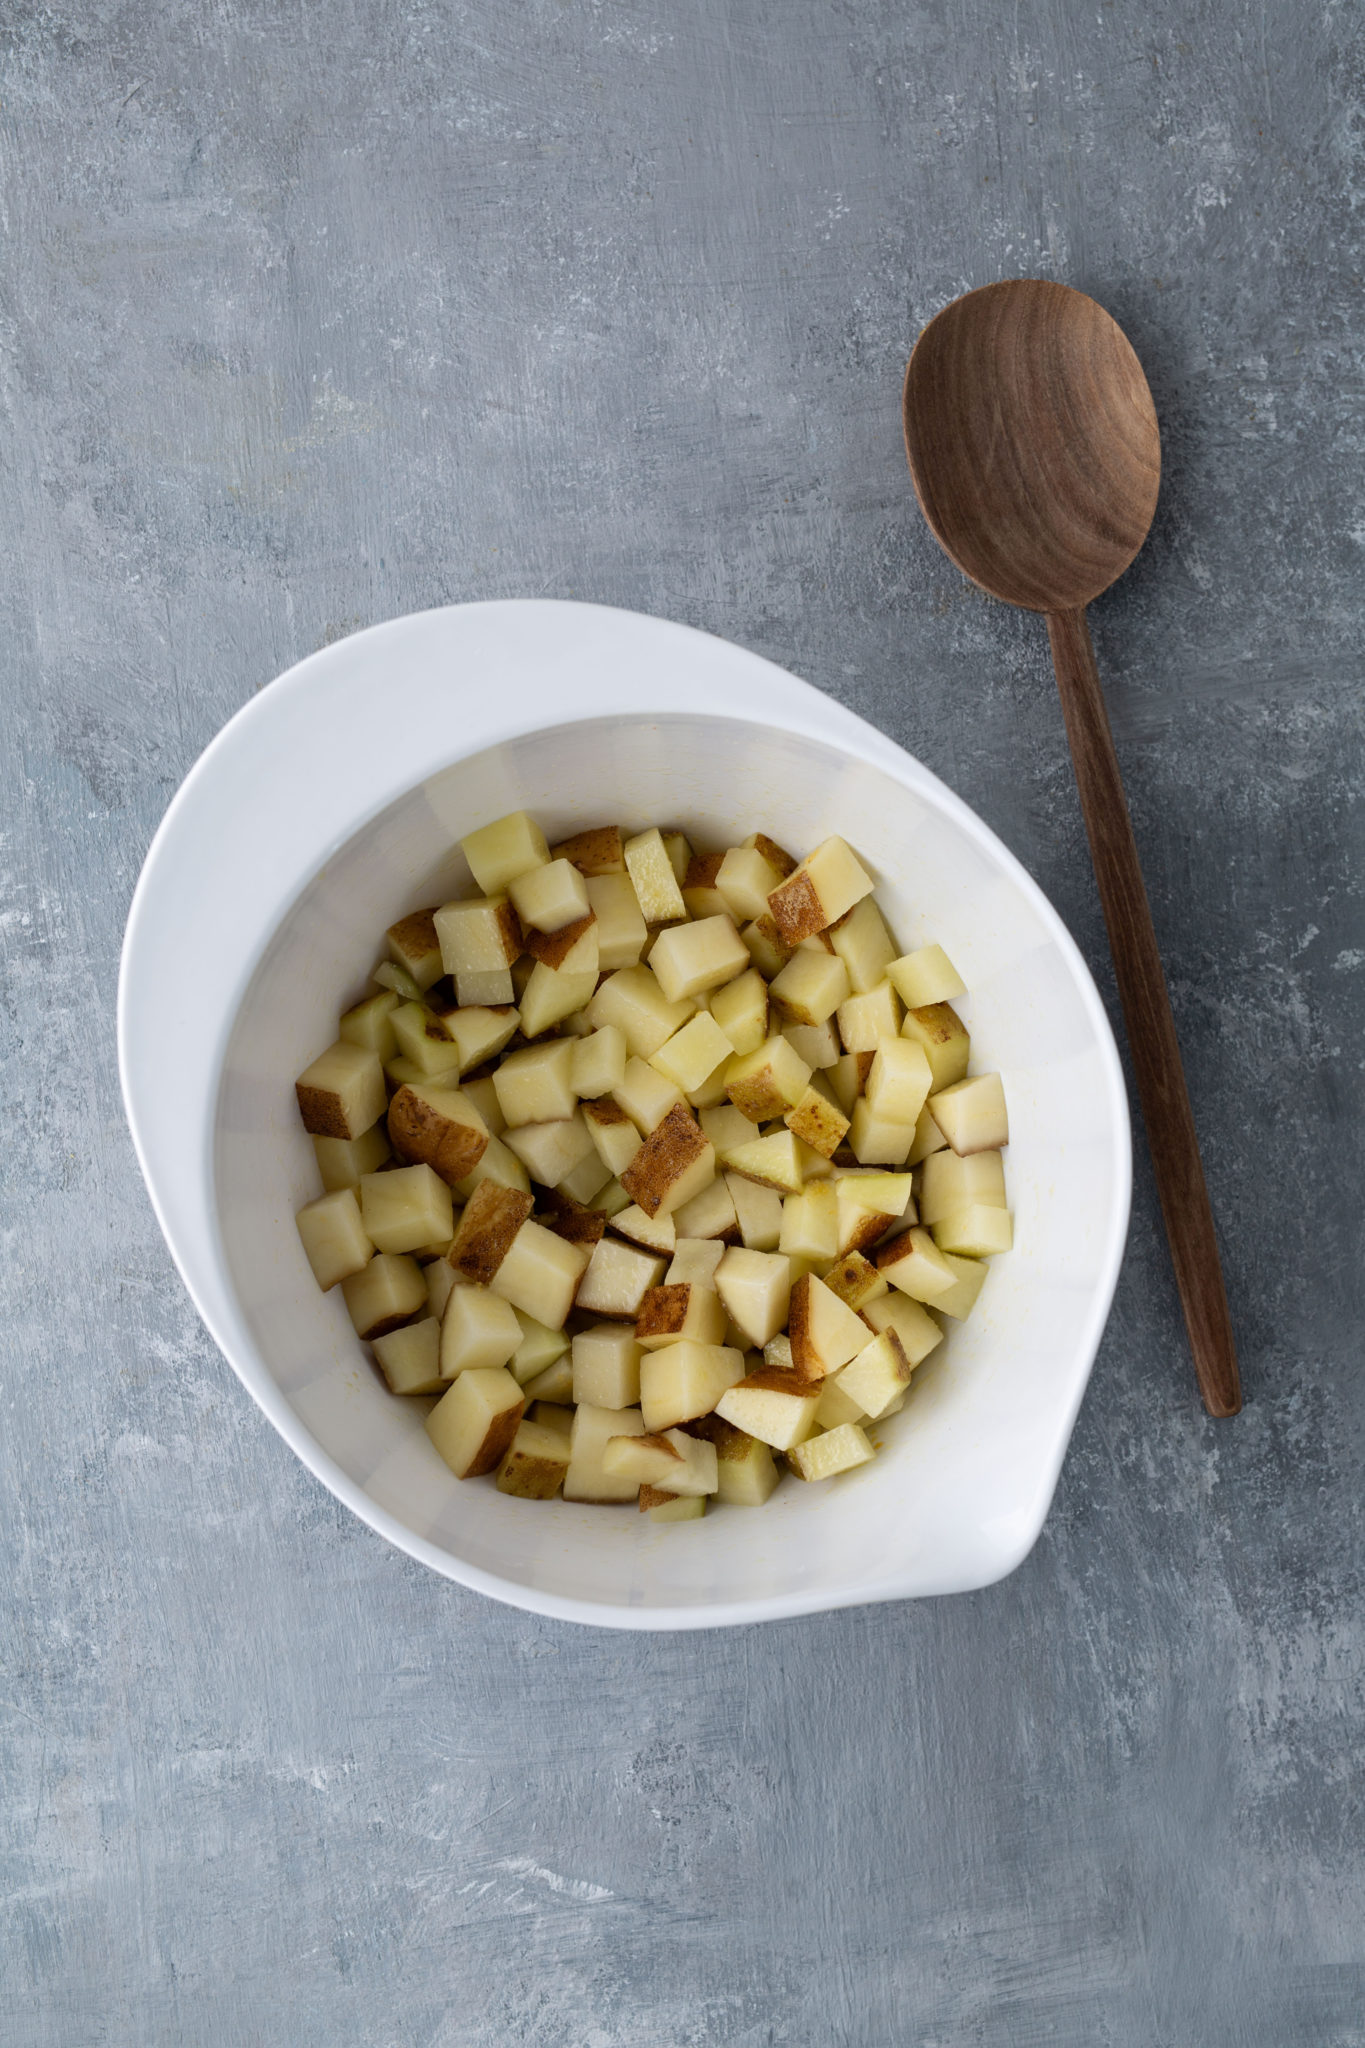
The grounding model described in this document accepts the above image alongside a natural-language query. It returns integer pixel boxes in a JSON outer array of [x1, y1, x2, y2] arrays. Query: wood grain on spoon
[[903, 279, 1241, 1417]]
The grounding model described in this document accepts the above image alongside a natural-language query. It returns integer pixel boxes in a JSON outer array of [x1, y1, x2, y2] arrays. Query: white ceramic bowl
[[119, 600, 1130, 1629]]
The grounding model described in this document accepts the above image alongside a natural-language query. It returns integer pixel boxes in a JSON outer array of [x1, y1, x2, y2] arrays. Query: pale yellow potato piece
[[908, 1103, 949, 1165], [826, 1049, 873, 1114], [426, 1365, 525, 1478], [835, 1330, 911, 1419], [295, 1039, 388, 1141], [829, 896, 897, 994], [766, 836, 874, 942], [848, 1099, 916, 1166], [508, 1309, 571, 1386], [604, 1428, 718, 1497], [865, 1038, 934, 1127], [814, 1375, 868, 1429], [623, 827, 687, 923], [373, 1317, 445, 1395], [385, 909, 444, 991], [440, 1283, 523, 1377], [787, 1272, 870, 1379], [720, 1130, 806, 1196], [613, 1055, 683, 1133], [359, 1163, 454, 1255], [635, 1282, 727, 1350], [703, 968, 768, 1059], [639, 1341, 745, 1432], [312, 1123, 391, 1193], [649, 1012, 733, 1094], [782, 1017, 841, 1071], [644, 1491, 707, 1522], [571, 1024, 627, 1099], [340, 988, 400, 1061], [687, 1414, 781, 1505], [927, 1250, 989, 1320], [666, 1238, 727, 1286], [563, 1402, 646, 1503], [434, 896, 522, 977], [341, 1253, 427, 1339], [590, 1177, 632, 1218], [574, 1236, 668, 1319], [788, 1421, 875, 1481], [518, 928, 600, 1039], [929, 1071, 1009, 1155], [449, 1004, 520, 1071], [425, 1258, 460, 1321], [556, 1145, 614, 1210], [521, 1355, 576, 1403], [582, 1096, 643, 1177], [715, 1369, 821, 1450], [918, 1149, 1007, 1224], [861, 1290, 945, 1368], [725, 1172, 785, 1251], [455, 968, 514, 1008], [460, 811, 550, 895], [586, 873, 647, 969], [835, 980, 904, 1055], [931, 1204, 1014, 1258], [888, 944, 966, 1008], [493, 1040, 578, 1126], [714, 1247, 792, 1348], [670, 1175, 738, 1241], [901, 1003, 971, 1090], [741, 913, 793, 979], [495, 1418, 572, 1499], [725, 1034, 812, 1122], [715, 845, 785, 922], [451, 1133, 531, 1203], [610, 1203, 677, 1256], [390, 1003, 464, 1079], [876, 1225, 958, 1302], [779, 1183, 840, 1263], [700, 1105, 756, 1155], [572, 1323, 643, 1407], [502, 1114, 595, 1190], [648, 916, 749, 1004], [296, 1188, 373, 1290], [489, 1219, 592, 1328], [769, 948, 850, 1028], [507, 857, 590, 934], [588, 965, 694, 1059]]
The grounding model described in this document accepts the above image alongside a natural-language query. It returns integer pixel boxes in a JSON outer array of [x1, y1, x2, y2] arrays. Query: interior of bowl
[[216, 712, 1126, 1619]]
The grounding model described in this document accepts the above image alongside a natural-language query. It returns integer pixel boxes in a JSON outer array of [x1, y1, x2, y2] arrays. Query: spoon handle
[[1045, 606, 1241, 1418]]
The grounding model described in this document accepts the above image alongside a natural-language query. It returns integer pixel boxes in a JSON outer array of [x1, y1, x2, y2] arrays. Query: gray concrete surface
[[2, 3, 1362, 2042]]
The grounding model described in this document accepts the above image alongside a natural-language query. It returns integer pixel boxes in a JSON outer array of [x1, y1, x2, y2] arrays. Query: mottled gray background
[[2, 2, 1362, 2043]]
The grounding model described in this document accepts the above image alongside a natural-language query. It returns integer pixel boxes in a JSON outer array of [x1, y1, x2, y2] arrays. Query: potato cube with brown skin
[[779, 1183, 840, 1263], [574, 1235, 667, 1318], [426, 1366, 525, 1479], [312, 1122, 391, 1193], [719, 1129, 807, 1196], [929, 1251, 990, 1320], [552, 825, 624, 876], [440, 1284, 523, 1378], [372, 1317, 445, 1395], [766, 836, 874, 942], [835, 1192, 890, 1259], [635, 1283, 727, 1350], [341, 1253, 427, 1340], [611, 1203, 676, 1256], [359, 1164, 454, 1255], [788, 1421, 875, 1482], [619, 1103, 716, 1219], [715, 845, 786, 922], [784, 1086, 849, 1160], [888, 944, 966, 1009], [835, 981, 904, 1055], [539, 1187, 609, 1247], [931, 1205, 1014, 1258], [876, 1226, 958, 1302], [681, 850, 729, 920], [572, 1323, 643, 1407], [769, 948, 850, 1028], [783, 1017, 841, 1071], [612, 1056, 683, 1134], [507, 1310, 570, 1386], [489, 1219, 592, 1329], [647, 917, 750, 1005], [571, 1025, 627, 1099], [666, 1238, 727, 1286], [685, 1414, 781, 1505], [861, 1291, 945, 1368], [715, 1369, 821, 1451], [829, 896, 898, 994], [518, 929, 600, 1039], [587, 966, 694, 1059], [386, 908, 445, 991], [296, 1188, 373, 1290], [495, 1418, 572, 1499], [586, 874, 647, 970], [522, 913, 596, 971], [603, 1428, 718, 1496], [741, 914, 793, 979], [563, 1402, 646, 1503], [461, 811, 550, 896], [434, 896, 522, 981], [848, 1099, 916, 1167], [919, 1149, 1007, 1224], [387, 1003, 461, 1081], [521, 1355, 575, 1403], [725, 1172, 785, 1251], [670, 1175, 738, 1242], [639, 1342, 746, 1432], [340, 989, 400, 1061], [649, 1012, 733, 1095], [296, 1040, 388, 1141], [493, 1040, 578, 1127], [508, 857, 591, 935], [641, 1489, 707, 1521], [709, 969, 769, 1056], [908, 1102, 949, 1165], [623, 827, 687, 924], [388, 1083, 489, 1185], [866, 1039, 934, 1128], [836, 1329, 912, 1419], [788, 1272, 872, 1381], [725, 1034, 812, 1122], [821, 1249, 888, 1313], [929, 1071, 1009, 1155], [582, 1096, 643, 1178], [901, 1003, 971, 1090], [713, 1246, 792, 1348], [448, 1179, 534, 1283]]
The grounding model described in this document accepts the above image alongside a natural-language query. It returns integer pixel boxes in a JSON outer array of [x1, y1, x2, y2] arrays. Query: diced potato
[[701, 1105, 756, 1155], [876, 1225, 958, 1303], [888, 944, 966, 1008], [586, 874, 647, 970], [720, 1129, 807, 1196], [919, 1149, 1007, 1224], [639, 1341, 746, 1432], [741, 913, 793, 978], [434, 896, 522, 978], [763, 1333, 794, 1369], [582, 1096, 643, 1177], [518, 930, 600, 1039], [901, 1003, 971, 1090], [861, 1290, 945, 1367], [815, 1375, 868, 1428], [373, 959, 424, 1002], [564, 1402, 646, 1503], [528, 1400, 574, 1437], [553, 825, 624, 876], [686, 1414, 781, 1505], [666, 1238, 727, 1286], [341, 1253, 427, 1339], [312, 1123, 391, 1192], [834, 1190, 888, 1258], [619, 827, 686, 924], [636, 1283, 727, 1350], [848, 1099, 916, 1167], [826, 1049, 874, 1115], [926, 1251, 989, 1321], [503, 1114, 597, 1189], [670, 1175, 739, 1241], [929, 1071, 1009, 1155], [836, 1329, 911, 1419], [451, 1132, 531, 1202], [603, 1428, 718, 1497], [713, 1246, 792, 1348], [588, 966, 694, 1058], [508, 1309, 571, 1386], [782, 1018, 841, 1071], [524, 912, 596, 971], [642, 1489, 707, 1522], [725, 1035, 812, 1122], [784, 1085, 849, 1160], [389, 1003, 463, 1079], [372, 1317, 445, 1395], [835, 980, 904, 1054], [508, 857, 590, 935], [779, 1183, 840, 1263], [829, 896, 897, 994], [787, 1272, 871, 1380], [440, 1284, 523, 1376], [521, 1355, 576, 1403], [359, 1163, 454, 1255], [425, 1257, 460, 1320], [821, 1249, 888, 1312], [495, 1418, 572, 1498], [456, 968, 515, 1008], [766, 836, 874, 942], [572, 1322, 644, 1407], [339, 989, 400, 1062], [539, 1187, 608, 1246], [610, 1203, 676, 1256], [386, 909, 445, 992], [448, 1179, 534, 1283], [489, 1219, 592, 1328], [296, 1187, 373, 1290], [613, 1055, 683, 1133], [715, 1369, 821, 1450], [726, 1172, 784, 1250], [589, 1177, 632, 1219], [907, 1103, 949, 1165], [426, 1365, 525, 1478], [388, 1082, 490, 1185], [769, 948, 850, 1027], [681, 850, 729, 920], [574, 1235, 668, 1318], [449, 1005, 520, 1071], [493, 1040, 578, 1126], [461, 811, 550, 896], [789, 1421, 875, 1481], [648, 916, 750, 1006], [931, 1204, 1013, 1257], [650, 1012, 733, 1094], [865, 1038, 934, 1127], [553, 1145, 611, 1208], [619, 1104, 716, 1219], [295, 1040, 388, 1141], [835, 1168, 913, 1214], [571, 1025, 627, 1099], [715, 845, 785, 922]]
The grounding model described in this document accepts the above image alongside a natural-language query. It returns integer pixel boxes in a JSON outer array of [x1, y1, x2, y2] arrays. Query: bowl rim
[[118, 598, 1131, 1629]]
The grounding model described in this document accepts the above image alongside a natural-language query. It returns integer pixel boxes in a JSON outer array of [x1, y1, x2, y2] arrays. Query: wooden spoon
[[903, 278, 1240, 1418]]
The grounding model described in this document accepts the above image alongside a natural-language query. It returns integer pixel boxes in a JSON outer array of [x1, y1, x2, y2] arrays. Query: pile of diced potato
[[293, 812, 1011, 1522]]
